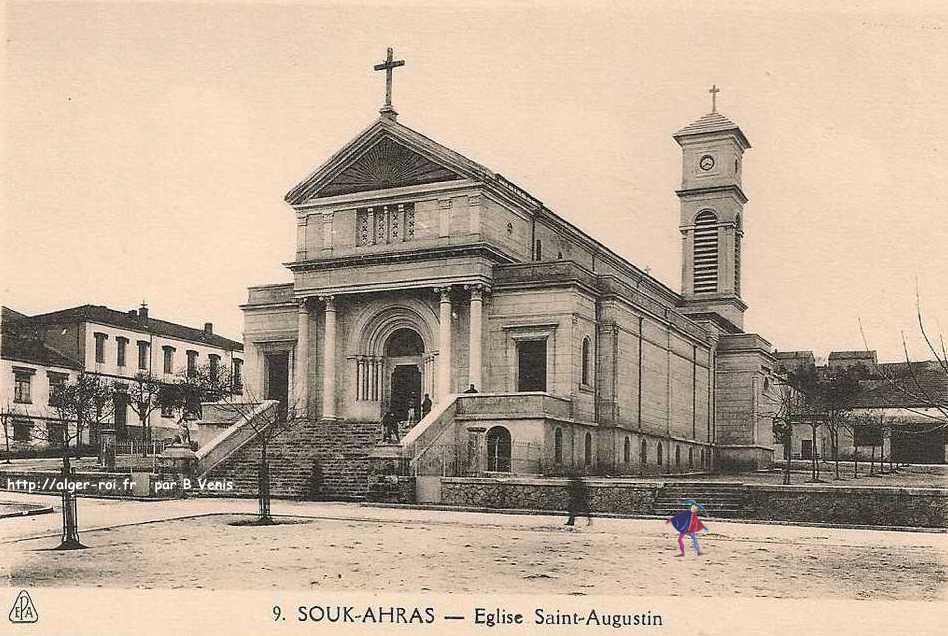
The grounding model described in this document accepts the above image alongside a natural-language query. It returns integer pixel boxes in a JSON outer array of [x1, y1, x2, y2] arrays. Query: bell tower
[[675, 87, 751, 331]]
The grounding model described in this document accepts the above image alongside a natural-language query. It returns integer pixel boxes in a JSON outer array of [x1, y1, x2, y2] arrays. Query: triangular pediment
[[317, 136, 463, 198], [286, 119, 492, 205]]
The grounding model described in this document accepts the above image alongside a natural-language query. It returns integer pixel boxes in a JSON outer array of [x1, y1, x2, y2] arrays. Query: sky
[[2, 0, 946, 363]]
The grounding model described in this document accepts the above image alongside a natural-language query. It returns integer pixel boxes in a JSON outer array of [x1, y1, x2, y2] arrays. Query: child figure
[[666, 499, 709, 557]]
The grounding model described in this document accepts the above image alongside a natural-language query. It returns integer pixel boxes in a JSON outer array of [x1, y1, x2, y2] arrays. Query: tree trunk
[[833, 428, 840, 480], [784, 429, 792, 485], [810, 424, 817, 481], [869, 444, 875, 475], [853, 438, 859, 478], [258, 440, 272, 524], [140, 414, 149, 457]]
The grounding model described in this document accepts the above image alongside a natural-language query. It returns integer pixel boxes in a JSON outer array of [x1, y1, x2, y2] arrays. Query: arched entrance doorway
[[486, 426, 512, 472], [385, 328, 424, 422]]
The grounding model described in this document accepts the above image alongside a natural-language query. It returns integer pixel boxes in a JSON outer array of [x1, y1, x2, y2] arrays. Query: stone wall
[[440, 477, 660, 515], [745, 485, 948, 528], [437, 477, 948, 528]]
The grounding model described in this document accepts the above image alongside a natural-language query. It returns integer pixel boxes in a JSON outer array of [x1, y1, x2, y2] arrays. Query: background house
[[1, 304, 243, 451]]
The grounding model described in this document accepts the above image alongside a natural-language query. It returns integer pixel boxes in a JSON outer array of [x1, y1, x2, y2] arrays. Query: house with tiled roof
[[774, 349, 947, 464], [1, 304, 243, 451], [1, 308, 83, 451]]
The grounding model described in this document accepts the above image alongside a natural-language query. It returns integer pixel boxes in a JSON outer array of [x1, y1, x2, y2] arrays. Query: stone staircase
[[204, 418, 383, 501], [652, 482, 749, 518]]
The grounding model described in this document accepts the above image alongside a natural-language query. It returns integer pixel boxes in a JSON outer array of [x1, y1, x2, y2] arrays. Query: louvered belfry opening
[[693, 210, 719, 293], [734, 214, 742, 296]]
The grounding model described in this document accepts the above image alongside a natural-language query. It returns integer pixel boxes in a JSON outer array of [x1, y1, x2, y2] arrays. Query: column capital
[[319, 295, 336, 310], [464, 283, 490, 300], [297, 296, 315, 312], [434, 286, 452, 302]]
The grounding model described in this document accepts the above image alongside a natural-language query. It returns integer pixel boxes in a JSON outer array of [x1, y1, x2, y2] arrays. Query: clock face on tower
[[699, 154, 715, 171]]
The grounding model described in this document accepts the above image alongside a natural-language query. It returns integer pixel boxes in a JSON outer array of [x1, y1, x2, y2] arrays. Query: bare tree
[[126, 371, 165, 456], [46, 372, 115, 550], [0, 400, 26, 463], [199, 366, 305, 524], [817, 367, 862, 481]]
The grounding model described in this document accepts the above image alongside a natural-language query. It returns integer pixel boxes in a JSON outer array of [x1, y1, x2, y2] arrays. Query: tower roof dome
[[674, 111, 751, 149]]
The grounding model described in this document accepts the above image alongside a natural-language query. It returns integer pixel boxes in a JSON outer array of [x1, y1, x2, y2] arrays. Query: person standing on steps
[[421, 393, 432, 418], [463, 384, 478, 394], [381, 409, 400, 444], [666, 499, 709, 556]]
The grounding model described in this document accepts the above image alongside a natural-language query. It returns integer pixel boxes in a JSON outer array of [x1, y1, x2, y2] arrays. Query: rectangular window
[[854, 426, 883, 446], [162, 346, 175, 374], [232, 358, 243, 391], [46, 422, 65, 448], [517, 339, 547, 392], [116, 337, 128, 367], [13, 371, 33, 404], [356, 202, 415, 246], [47, 372, 68, 406], [208, 354, 220, 381], [13, 419, 32, 442], [94, 332, 108, 364], [138, 341, 149, 370], [186, 350, 198, 377]]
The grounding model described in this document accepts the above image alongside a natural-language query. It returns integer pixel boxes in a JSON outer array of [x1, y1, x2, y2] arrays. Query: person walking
[[666, 499, 709, 556], [564, 472, 592, 526]]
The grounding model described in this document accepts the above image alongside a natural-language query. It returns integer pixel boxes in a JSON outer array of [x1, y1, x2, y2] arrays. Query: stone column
[[321, 295, 337, 419], [436, 287, 453, 400], [296, 298, 311, 416], [466, 284, 485, 392]]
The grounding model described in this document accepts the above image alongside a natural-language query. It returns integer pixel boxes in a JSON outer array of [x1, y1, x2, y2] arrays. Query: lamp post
[[55, 453, 86, 550]]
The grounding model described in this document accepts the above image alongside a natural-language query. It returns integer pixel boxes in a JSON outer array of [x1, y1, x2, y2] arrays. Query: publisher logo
[[9, 590, 38, 624]]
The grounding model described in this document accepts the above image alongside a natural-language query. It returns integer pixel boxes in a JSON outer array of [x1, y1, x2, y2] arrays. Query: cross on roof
[[374, 47, 405, 115], [709, 84, 720, 113]]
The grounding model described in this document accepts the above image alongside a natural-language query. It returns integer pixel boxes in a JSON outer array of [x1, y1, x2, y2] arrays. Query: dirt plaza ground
[[1, 495, 945, 601]]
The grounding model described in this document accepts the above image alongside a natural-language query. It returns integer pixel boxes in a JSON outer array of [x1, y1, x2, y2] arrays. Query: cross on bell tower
[[374, 47, 405, 121], [709, 84, 720, 113]]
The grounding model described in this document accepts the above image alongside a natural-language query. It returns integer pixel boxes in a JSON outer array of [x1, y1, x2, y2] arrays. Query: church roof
[[285, 117, 497, 204], [674, 111, 751, 149], [286, 114, 687, 306]]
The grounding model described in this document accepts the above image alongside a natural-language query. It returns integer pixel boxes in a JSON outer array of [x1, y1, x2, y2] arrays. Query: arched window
[[554, 427, 563, 464], [584, 432, 592, 466], [535, 239, 543, 261], [675, 445, 681, 467], [657, 442, 663, 466], [693, 210, 718, 294], [640, 439, 647, 466], [581, 337, 591, 386], [734, 213, 742, 296], [688, 447, 694, 469], [623, 437, 631, 464], [486, 426, 511, 472]]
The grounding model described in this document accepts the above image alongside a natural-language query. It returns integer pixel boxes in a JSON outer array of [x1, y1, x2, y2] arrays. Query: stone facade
[[236, 96, 779, 499]]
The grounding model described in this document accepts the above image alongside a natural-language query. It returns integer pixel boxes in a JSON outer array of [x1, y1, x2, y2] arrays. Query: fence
[[411, 440, 543, 477], [113, 440, 173, 457]]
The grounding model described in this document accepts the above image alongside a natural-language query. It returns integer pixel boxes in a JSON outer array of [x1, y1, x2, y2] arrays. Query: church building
[[235, 51, 779, 499]]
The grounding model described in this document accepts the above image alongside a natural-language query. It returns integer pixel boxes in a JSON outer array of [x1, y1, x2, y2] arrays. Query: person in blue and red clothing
[[666, 499, 710, 557]]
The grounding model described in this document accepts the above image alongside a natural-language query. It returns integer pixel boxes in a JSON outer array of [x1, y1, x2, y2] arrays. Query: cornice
[[284, 242, 515, 273], [675, 184, 748, 204]]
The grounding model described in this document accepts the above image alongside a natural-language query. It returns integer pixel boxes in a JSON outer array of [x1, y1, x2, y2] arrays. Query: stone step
[[653, 507, 746, 516]]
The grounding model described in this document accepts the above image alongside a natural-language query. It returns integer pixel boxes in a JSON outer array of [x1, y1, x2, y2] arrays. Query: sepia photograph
[[1, 1, 946, 634]]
